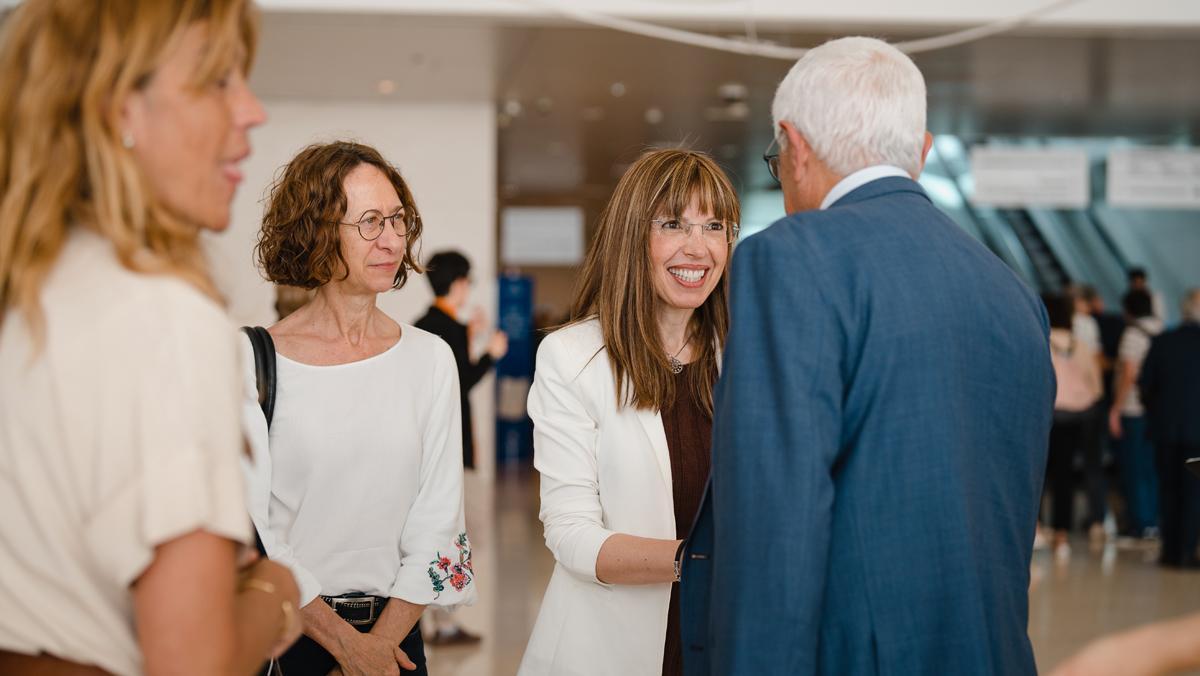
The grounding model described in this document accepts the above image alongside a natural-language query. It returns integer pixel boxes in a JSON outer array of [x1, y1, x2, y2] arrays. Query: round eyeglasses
[[650, 218, 740, 243], [339, 209, 419, 241]]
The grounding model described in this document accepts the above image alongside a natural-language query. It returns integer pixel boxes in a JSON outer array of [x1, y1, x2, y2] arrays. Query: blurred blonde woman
[[0, 2, 300, 674], [519, 149, 740, 676]]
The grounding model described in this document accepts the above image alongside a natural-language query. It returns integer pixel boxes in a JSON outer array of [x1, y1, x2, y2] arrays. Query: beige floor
[[425, 465, 1200, 675]]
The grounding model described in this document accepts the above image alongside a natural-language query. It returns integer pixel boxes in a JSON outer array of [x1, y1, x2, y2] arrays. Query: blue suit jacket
[[681, 177, 1054, 675]]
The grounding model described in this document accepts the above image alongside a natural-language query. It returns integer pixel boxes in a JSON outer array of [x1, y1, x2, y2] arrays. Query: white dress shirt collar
[[820, 165, 911, 210]]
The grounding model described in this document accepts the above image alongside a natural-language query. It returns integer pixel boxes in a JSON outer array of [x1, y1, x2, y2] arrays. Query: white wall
[[204, 99, 499, 478]]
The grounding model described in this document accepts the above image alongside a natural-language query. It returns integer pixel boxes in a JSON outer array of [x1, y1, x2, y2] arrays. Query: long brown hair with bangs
[[0, 0, 258, 342], [569, 148, 740, 415]]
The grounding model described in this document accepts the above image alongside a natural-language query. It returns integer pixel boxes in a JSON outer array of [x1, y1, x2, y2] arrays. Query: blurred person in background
[[1140, 289, 1200, 569], [1128, 267, 1166, 321], [246, 141, 477, 675], [414, 250, 508, 646], [1069, 283, 1101, 353], [1081, 285, 1124, 379], [1043, 292, 1104, 560], [520, 149, 739, 676], [0, 2, 301, 674], [1110, 289, 1164, 541], [416, 250, 508, 474], [1068, 284, 1109, 543]]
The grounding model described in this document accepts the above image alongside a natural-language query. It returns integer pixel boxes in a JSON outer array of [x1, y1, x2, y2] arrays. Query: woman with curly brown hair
[[244, 141, 476, 676]]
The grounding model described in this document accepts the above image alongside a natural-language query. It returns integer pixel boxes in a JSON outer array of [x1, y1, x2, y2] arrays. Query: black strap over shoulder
[[240, 325, 277, 428], [240, 326, 276, 559]]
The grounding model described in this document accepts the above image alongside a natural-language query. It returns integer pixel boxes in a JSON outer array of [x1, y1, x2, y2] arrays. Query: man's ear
[[779, 120, 810, 178], [916, 131, 934, 176]]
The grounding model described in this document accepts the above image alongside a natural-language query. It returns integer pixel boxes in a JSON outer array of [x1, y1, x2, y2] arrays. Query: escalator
[[924, 135, 1190, 311], [999, 208, 1071, 292]]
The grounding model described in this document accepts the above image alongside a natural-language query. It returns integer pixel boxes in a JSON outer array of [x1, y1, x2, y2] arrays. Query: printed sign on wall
[[1108, 148, 1200, 209], [970, 147, 1090, 209], [501, 206, 585, 266]]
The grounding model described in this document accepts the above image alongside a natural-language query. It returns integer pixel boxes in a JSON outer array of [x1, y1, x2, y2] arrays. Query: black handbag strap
[[240, 325, 277, 428], [240, 326, 276, 559]]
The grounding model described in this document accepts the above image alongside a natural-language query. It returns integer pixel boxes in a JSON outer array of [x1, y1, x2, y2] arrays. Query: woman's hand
[[1108, 408, 1123, 439], [487, 330, 509, 360], [468, 307, 486, 341], [333, 632, 414, 676]]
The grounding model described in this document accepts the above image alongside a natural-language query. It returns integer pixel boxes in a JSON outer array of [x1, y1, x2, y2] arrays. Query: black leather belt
[[321, 593, 388, 626]]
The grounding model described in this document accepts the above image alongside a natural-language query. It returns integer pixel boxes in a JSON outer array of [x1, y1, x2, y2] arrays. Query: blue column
[[495, 274, 534, 464]]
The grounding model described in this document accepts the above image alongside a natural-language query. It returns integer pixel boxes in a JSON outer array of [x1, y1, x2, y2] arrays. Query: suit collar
[[830, 175, 931, 208], [821, 165, 910, 209]]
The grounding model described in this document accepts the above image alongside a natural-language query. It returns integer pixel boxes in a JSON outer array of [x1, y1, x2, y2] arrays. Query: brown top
[[660, 364, 713, 676]]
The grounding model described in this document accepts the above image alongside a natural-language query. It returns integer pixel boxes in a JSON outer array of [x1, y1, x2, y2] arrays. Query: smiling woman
[[520, 148, 740, 676]]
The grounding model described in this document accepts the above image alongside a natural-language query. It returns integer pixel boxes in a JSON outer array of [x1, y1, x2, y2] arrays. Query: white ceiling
[[248, 11, 1200, 194], [256, 0, 1200, 30]]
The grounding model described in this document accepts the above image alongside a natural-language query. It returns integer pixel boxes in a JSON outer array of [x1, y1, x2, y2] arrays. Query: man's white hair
[[771, 36, 927, 177], [1182, 288, 1200, 323]]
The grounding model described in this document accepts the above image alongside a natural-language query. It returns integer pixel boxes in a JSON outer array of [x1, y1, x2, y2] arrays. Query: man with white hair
[[1139, 289, 1200, 569], [680, 37, 1054, 675]]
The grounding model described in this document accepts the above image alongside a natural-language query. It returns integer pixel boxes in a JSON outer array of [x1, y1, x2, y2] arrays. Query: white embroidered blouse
[[240, 324, 476, 609]]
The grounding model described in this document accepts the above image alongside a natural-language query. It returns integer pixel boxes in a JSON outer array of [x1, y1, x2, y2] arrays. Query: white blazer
[[519, 319, 679, 676]]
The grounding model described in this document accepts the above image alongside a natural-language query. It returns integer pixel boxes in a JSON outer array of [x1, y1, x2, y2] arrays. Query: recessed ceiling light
[[610, 82, 627, 98], [717, 82, 747, 102], [376, 79, 396, 95], [645, 107, 664, 125], [503, 99, 523, 117]]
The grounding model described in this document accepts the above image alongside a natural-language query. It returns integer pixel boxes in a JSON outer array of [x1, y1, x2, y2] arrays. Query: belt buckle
[[327, 595, 377, 626]]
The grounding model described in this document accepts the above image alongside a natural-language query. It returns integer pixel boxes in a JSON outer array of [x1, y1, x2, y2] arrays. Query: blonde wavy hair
[[0, 0, 258, 342]]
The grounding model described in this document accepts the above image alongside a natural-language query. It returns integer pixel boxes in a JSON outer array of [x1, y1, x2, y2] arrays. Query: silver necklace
[[668, 340, 688, 375]]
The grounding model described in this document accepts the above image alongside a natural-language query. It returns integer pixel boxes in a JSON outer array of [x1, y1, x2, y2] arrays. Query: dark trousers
[[1047, 413, 1086, 531], [1157, 442, 1200, 568], [275, 623, 427, 676], [1045, 406, 1106, 532], [1080, 404, 1107, 527], [1114, 415, 1159, 534]]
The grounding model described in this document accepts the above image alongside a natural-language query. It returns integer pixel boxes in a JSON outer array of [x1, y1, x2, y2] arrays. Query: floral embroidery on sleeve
[[427, 532, 473, 598]]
